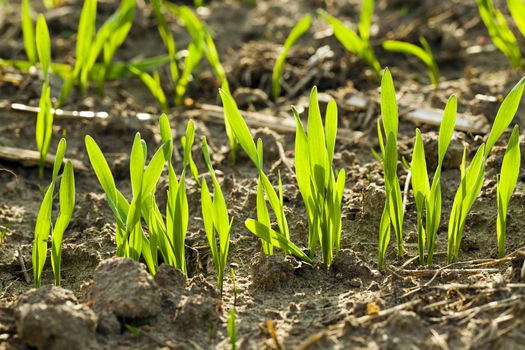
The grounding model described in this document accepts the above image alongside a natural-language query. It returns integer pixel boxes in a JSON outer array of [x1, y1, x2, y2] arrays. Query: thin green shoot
[[21, 0, 36, 65], [497, 125, 520, 258], [152, 0, 179, 87], [508, 0, 525, 38], [447, 77, 525, 263], [272, 15, 312, 100], [230, 266, 238, 305], [409, 96, 456, 265], [318, 1, 381, 78], [228, 308, 237, 350], [35, 15, 53, 178], [85, 127, 168, 274], [164, 3, 235, 162], [377, 68, 404, 269], [201, 136, 233, 294], [130, 67, 168, 112], [60, 0, 136, 104], [33, 138, 75, 288], [410, 129, 429, 265], [293, 87, 346, 267], [220, 89, 311, 262], [176, 42, 204, 106], [425, 96, 457, 264], [477, 0, 522, 68], [382, 37, 440, 86]]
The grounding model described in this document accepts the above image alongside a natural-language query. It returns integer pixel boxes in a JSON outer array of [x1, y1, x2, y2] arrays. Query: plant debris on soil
[[2, 0, 525, 349]]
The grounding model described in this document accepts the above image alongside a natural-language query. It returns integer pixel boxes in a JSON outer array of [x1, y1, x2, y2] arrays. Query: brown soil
[[2, 0, 525, 349]]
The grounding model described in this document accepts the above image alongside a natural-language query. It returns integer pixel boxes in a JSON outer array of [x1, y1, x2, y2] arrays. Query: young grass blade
[[176, 42, 203, 105], [508, 0, 525, 37], [485, 77, 525, 155], [22, 0, 36, 64], [426, 95, 457, 264], [85, 135, 123, 223], [33, 139, 68, 288], [447, 144, 486, 262], [477, 0, 522, 68], [438, 96, 457, 166], [382, 38, 439, 86], [219, 89, 258, 168], [51, 160, 75, 286], [380, 68, 398, 139], [318, 9, 381, 76], [358, 0, 374, 42], [152, 0, 179, 85], [73, 0, 96, 86], [228, 308, 237, 350], [130, 67, 168, 112], [256, 176, 273, 255], [272, 15, 312, 100], [202, 136, 232, 292], [377, 196, 391, 270], [36, 15, 51, 81], [33, 182, 54, 288], [497, 125, 520, 257], [245, 219, 312, 263], [411, 129, 429, 265], [35, 83, 53, 178]]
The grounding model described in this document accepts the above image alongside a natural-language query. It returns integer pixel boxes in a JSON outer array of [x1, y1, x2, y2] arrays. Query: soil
[[2, 0, 525, 349]]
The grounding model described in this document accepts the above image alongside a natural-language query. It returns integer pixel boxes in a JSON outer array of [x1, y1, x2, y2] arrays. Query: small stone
[[349, 277, 363, 288]]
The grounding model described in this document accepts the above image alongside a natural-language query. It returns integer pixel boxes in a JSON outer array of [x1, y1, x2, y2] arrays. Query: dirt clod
[[332, 249, 374, 282], [90, 257, 161, 319], [155, 263, 187, 291], [175, 295, 219, 330], [15, 285, 76, 307], [250, 252, 297, 291], [15, 287, 97, 350]]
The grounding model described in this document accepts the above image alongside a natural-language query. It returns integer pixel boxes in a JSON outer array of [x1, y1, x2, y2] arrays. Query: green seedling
[[448, 77, 525, 263], [272, 15, 312, 100], [201, 137, 233, 293], [477, 0, 522, 68], [319, 0, 381, 78], [85, 126, 169, 274], [35, 15, 53, 178], [410, 96, 457, 265], [86, 115, 196, 276], [377, 68, 404, 270], [59, 0, 136, 104], [508, 0, 525, 37], [21, 0, 36, 65], [228, 308, 237, 350], [152, 0, 179, 87], [43, 0, 60, 9], [176, 41, 204, 106], [220, 89, 311, 263], [383, 37, 440, 86], [130, 67, 168, 112], [165, 4, 235, 159], [293, 87, 346, 267], [497, 125, 520, 258], [33, 138, 75, 288]]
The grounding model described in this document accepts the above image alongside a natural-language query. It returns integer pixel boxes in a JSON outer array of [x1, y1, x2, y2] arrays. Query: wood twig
[[0, 146, 87, 171]]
